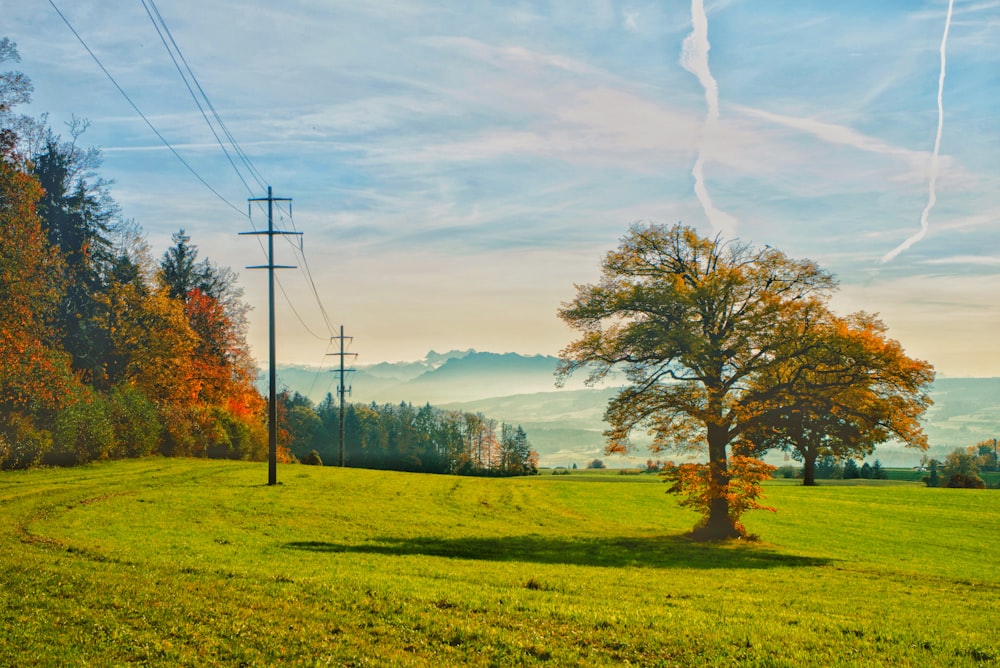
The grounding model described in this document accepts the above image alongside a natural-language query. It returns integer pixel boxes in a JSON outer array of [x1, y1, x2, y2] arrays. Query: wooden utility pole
[[327, 326, 356, 466], [241, 186, 300, 485]]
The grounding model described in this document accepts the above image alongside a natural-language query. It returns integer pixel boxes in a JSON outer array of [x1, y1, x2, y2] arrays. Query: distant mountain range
[[265, 351, 1000, 468], [271, 349, 592, 406]]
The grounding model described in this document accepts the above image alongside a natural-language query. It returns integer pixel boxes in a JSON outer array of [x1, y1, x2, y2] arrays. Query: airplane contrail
[[882, 0, 955, 263], [680, 0, 737, 238]]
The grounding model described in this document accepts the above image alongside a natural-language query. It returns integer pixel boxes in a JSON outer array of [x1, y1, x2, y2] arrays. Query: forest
[[280, 392, 537, 476], [0, 38, 533, 477]]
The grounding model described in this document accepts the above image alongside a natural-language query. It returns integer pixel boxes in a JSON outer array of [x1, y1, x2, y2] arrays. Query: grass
[[1, 458, 998, 666]]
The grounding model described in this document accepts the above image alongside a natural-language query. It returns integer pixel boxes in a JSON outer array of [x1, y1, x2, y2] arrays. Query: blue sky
[[5, 0, 1000, 376]]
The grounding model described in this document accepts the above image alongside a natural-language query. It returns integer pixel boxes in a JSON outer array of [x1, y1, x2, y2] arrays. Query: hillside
[[269, 352, 1000, 467], [1, 458, 997, 666]]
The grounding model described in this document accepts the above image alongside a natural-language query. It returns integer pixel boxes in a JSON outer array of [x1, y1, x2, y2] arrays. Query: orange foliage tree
[[738, 312, 934, 485]]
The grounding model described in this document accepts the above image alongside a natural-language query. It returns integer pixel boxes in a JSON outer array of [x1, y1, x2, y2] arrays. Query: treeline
[[281, 392, 538, 476], [1, 41, 533, 478], [1, 39, 268, 469]]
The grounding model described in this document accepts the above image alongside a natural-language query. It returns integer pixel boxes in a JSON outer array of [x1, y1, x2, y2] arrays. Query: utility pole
[[240, 186, 301, 486], [327, 326, 356, 467]]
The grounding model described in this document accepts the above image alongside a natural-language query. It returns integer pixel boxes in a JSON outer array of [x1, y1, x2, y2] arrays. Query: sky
[[4, 0, 1000, 377]]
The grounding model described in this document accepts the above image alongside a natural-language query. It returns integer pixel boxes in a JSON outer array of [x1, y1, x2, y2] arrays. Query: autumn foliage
[[660, 456, 777, 539], [1, 44, 267, 469]]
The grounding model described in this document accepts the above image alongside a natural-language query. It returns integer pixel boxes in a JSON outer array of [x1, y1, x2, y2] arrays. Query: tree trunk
[[802, 452, 817, 486], [691, 421, 743, 541]]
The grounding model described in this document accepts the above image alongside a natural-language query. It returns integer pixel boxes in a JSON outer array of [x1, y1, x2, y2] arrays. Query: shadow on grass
[[282, 534, 831, 570]]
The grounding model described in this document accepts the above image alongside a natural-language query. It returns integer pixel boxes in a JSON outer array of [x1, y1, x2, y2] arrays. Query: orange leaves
[[0, 159, 76, 413], [660, 455, 776, 536]]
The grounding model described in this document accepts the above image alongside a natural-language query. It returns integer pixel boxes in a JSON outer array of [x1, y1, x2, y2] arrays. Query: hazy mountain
[[269, 350, 592, 406], [267, 352, 1000, 468]]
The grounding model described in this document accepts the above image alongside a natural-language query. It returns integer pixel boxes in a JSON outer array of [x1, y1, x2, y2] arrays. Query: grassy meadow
[[1, 459, 998, 666]]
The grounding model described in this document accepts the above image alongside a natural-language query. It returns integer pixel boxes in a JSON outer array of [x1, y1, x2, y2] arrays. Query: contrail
[[681, 0, 737, 238], [882, 0, 955, 263]]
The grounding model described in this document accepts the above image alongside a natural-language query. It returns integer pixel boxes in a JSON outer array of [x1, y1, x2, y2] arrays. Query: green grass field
[[2, 459, 998, 666]]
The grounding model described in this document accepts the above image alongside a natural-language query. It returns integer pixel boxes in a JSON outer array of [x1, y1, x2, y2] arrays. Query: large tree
[[558, 223, 846, 539], [739, 312, 933, 485]]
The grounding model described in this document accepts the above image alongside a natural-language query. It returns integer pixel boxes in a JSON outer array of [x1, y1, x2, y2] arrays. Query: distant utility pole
[[240, 186, 301, 486], [327, 326, 357, 467]]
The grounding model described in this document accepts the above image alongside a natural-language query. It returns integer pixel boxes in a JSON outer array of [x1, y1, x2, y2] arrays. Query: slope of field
[[4, 459, 995, 666]]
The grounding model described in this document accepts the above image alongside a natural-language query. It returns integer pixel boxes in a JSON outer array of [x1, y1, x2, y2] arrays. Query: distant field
[[2, 459, 998, 666]]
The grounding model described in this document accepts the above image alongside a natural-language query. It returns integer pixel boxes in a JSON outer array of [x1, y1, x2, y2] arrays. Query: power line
[[51, 0, 341, 349], [46, 0, 245, 217], [278, 207, 338, 335], [139, 0, 269, 194]]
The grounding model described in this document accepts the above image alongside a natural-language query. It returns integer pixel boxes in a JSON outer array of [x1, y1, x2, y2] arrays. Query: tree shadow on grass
[[282, 534, 832, 570]]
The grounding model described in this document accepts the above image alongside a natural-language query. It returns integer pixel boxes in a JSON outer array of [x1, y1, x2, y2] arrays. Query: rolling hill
[[268, 352, 1000, 467]]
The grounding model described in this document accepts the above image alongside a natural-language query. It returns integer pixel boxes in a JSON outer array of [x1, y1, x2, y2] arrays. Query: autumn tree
[[0, 134, 77, 468], [559, 223, 852, 539], [738, 312, 933, 486], [943, 447, 986, 489]]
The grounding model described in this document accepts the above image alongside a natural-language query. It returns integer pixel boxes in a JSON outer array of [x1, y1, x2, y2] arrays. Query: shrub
[[302, 450, 323, 466], [943, 448, 984, 489], [586, 458, 606, 469], [107, 385, 162, 458], [0, 413, 53, 470], [48, 386, 115, 466], [947, 474, 986, 489], [775, 465, 800, 479]]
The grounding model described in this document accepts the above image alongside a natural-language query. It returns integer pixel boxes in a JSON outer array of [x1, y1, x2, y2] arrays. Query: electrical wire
[[46, 0, 246, 217], [140, 0, 269, 194], [277, 207, 339, 335], [52, 0, 344, 352]]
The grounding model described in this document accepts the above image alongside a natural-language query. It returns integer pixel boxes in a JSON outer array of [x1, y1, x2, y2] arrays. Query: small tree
[[943, 448, 985, 489], [302, 450, 323, 466], [843, 458, 860, 479], [815, 455, 843, 480], [587, 458, 606, 470], [923, 459, 940, 488]]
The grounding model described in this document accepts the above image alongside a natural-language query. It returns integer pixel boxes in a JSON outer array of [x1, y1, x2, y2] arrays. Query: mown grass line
[[1, 458, 997, 666]]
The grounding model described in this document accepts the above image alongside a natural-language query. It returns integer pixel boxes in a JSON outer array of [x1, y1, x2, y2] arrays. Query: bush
[[586, 458, 606, 469], [946, 474, 986, 489], [0, 413, 53, 470], [48, 387, 115, 466], [107, 385, 162, 458], [943, 448, 983, 488], [302, 450, 323, 466]]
